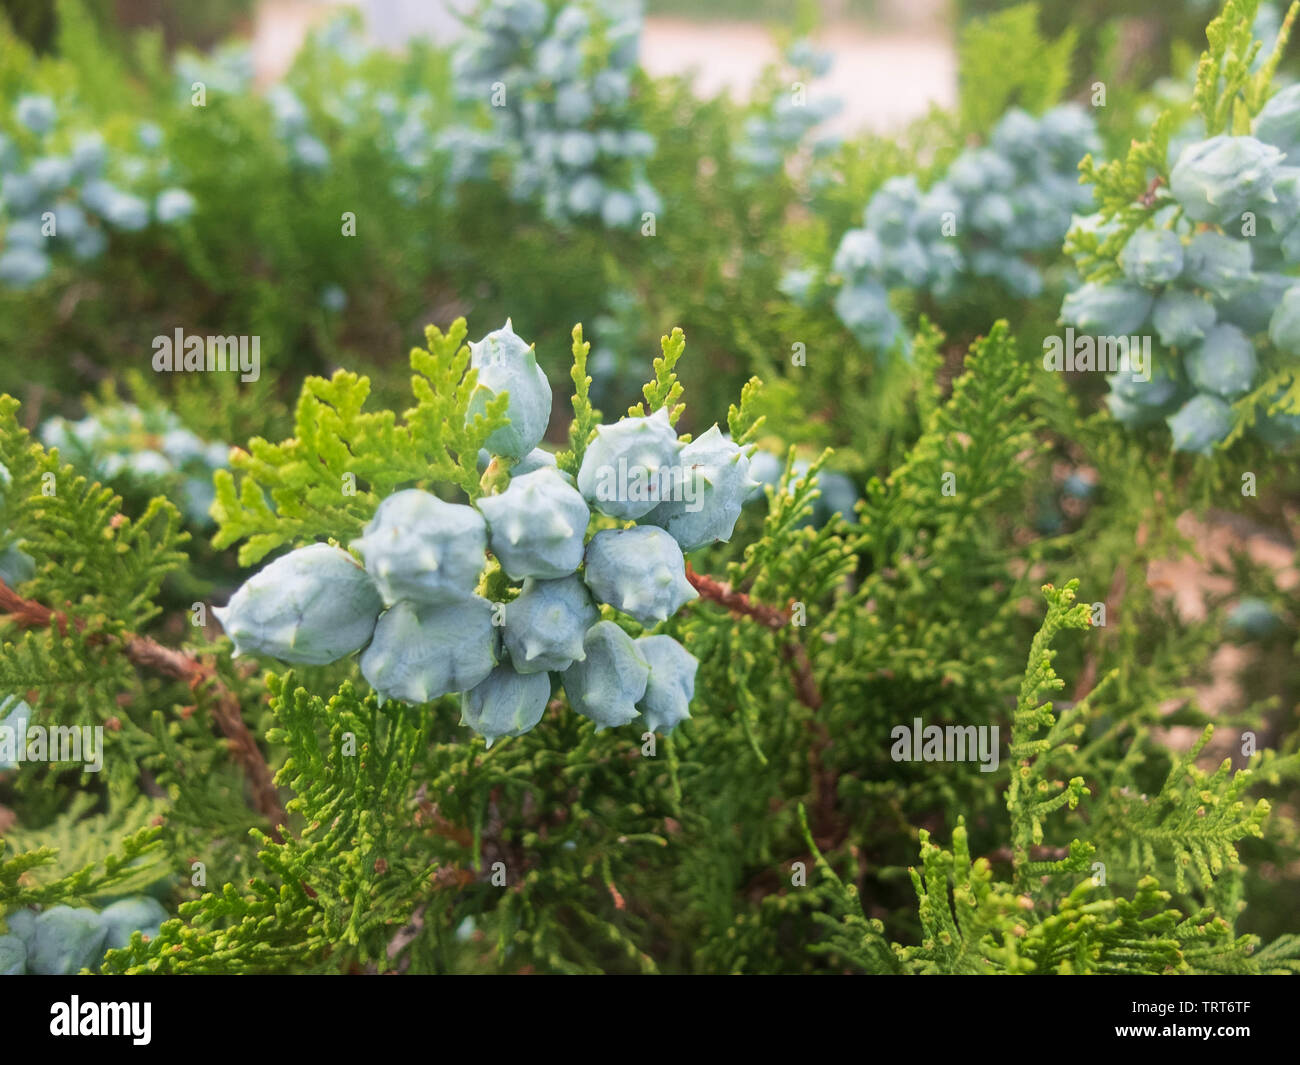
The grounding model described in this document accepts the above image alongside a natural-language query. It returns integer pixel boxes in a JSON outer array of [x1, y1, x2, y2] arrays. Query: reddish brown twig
[[781, 642, 823, 711], [684, 564, 789, 631], [0, 581, 61, 630], [126, 636, 285, 842], [684, 563, 823, 710], [684, 565, 836, 843], [1139, 175, 1166, 208], [415, 788, 474, 847], [0, 579, 287, 842]]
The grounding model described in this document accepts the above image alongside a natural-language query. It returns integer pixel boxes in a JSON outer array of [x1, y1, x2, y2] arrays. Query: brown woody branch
[[0, 579, 287, 842], [684, 564, 789, 631], [1139, 175, 1165, 208], [684, 563, 823, 710]]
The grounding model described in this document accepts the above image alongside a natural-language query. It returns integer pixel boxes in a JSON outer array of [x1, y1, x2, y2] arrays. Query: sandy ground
[[250, 1, 957, 132], [639, 19, 956, 133]]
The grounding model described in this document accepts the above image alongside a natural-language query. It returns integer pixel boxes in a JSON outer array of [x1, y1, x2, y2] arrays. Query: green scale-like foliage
[[212, 319, 510, 566], [957, 3, 1078, 135], [0, 398, 197, 808], [801, 579, 1293, 974], [105, 676, 434, 973], [0, 390, 279, 930]]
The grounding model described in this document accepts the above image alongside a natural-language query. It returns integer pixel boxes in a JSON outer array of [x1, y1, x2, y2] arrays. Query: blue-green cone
[[1107, 358, 1181, 409], [4, 908, 36, 945], [1167, 394, 1234, 455], [1261, 167, 1300, 236], [562, 621, 650, 731], [815, 470, 860, 523], [0, 542, 35, 588], [361, 597, 498, 704], [1185, 324, 1257, 398], [831, 228, 884, 275], [1283, 223, 1300, 264], [1268, 284, 1300, 354], [512, 447, 557, 476], [634, 635, 697, 734], [468, 318, 532, 367], [100, 897, 168, 951], [745, 448, 782, 502], [576, 407, 681, 519], [1217, 272, 1294, 333], [477, 467, 589, 579], [213, 544, 383, 665], [834, 281, 902, 349], [352, 489, 487, 606], [1151, 290, 1216, 347], [583, 527, 698, 626], [1108, 391, 1167, 428], [467, 320, 552, 460], [864, 175, 923, 240], [504, 574, 597, 673], [645, 425, 758, 552], [991, 107, 1042, 164], [460, 664, 551, 746], [483, 446, 559, 478], [0, 934, 25, 975], [29, 906, 107, 975], [1119, 228, 1184, 286], [1254, 84, 1300, 160], [1184, 231, 1254, 299], [785, 462, 860, 528], [1227, 597, 1280, 638], [1060, 281, 1153, 335], [1169, 135, 1283, 225]]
